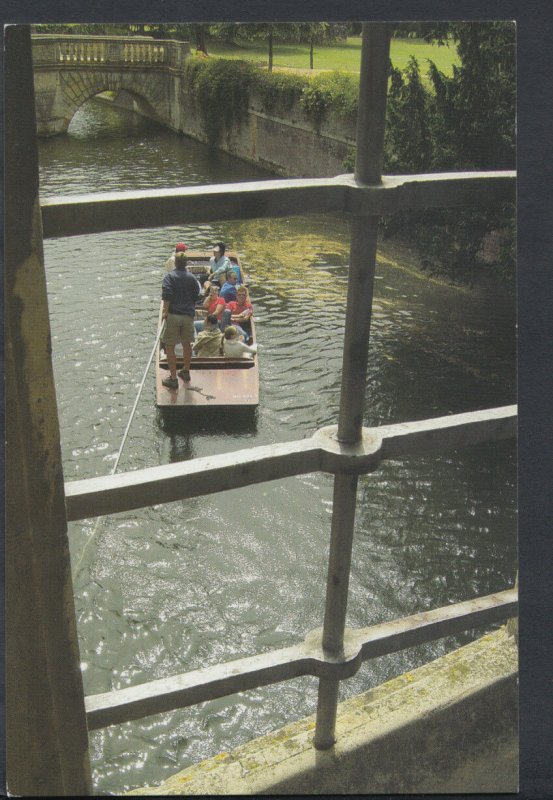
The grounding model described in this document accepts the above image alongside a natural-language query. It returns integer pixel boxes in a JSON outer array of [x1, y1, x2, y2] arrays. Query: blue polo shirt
[[219, 281, 238, 302], [162, 268, 200, 315]]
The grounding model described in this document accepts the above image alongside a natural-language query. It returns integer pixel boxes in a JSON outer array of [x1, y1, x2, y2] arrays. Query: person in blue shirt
[[219, 270, 239, 302], [208, 242, 232, 286], [161, 245, 201, 388], [226, 258, 246, 285]]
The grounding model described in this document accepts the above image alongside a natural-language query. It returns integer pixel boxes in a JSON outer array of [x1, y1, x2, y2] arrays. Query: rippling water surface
[[39, 100, 517, 794]]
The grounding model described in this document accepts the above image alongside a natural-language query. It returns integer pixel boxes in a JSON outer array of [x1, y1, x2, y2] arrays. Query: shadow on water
[[157, 407, 259, 441]]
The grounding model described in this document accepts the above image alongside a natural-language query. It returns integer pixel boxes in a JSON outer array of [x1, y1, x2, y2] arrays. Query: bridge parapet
[[32, 35, 191, 135], [32, 35, 190, 69]]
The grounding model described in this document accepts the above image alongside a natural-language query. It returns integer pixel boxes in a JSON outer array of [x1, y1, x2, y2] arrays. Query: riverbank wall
[[100, 84, 355, 178], [127, 627, 518, 795], [176, 86, 354, 177]]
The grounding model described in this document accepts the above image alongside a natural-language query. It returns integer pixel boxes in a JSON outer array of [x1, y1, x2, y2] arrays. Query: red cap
[[175, 242, 188, 252]]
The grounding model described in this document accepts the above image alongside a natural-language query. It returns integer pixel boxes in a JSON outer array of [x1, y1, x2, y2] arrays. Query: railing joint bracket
[[312, 425, 382, 474]]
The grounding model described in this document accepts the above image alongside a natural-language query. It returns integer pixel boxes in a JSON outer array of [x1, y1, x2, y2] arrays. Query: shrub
[[184, 56, 257, 146], [300, 71, 358, 127], [254, 71, 305, 114], [184, 57, 359, 141]]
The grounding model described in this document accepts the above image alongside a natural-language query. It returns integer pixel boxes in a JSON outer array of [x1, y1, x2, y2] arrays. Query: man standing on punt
[[161, 243, 200, 388]]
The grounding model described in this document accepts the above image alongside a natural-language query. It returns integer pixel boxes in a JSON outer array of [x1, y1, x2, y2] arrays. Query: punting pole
[[113, 323, 164, 473], [73, 323, 164, 577]]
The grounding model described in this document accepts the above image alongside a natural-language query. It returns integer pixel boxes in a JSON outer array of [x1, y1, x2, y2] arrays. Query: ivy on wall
[[183, 55, 359, 145], [184, 57, 255, 146]]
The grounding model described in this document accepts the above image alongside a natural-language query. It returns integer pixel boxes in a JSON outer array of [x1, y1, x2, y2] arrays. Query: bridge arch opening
[[66, 90, 163, 137]]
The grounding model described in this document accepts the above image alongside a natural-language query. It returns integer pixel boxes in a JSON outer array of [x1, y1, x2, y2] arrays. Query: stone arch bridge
[[32, 35, 191, 135], [31, 33, 358, 177]]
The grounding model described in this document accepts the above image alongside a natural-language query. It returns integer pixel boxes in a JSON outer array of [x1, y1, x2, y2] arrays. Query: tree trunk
[[196, 24, 208, 55], [310, 36, 314, 69], [268, 30, 273, 72]]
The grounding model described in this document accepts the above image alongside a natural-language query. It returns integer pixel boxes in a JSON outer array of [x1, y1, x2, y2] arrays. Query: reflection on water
[[39, 100, 516, 794]]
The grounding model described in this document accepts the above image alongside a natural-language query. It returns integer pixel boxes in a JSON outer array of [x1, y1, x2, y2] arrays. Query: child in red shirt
[[195, 284, 226, 333]]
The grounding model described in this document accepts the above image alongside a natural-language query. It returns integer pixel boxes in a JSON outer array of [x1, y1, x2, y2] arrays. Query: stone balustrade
[[32, 34, 189, 69]]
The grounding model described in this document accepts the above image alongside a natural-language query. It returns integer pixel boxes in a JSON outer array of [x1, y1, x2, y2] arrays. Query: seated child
[[192, 314, 224, 357], [195, 284, 226, 333], [222, 326, 258, 360]]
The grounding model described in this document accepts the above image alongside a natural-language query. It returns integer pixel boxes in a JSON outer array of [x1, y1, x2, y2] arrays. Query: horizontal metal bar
[[85, 642, 315, 730], [65, 439, 321, 521], [41, 171, 515, 239], [356, 589, 518, 661], [40, 178, 348, 238], [65, 405, 516, 522], [347, 171, 516, 216], [378, 404, 518, 459], [85, 588, 517, 730]]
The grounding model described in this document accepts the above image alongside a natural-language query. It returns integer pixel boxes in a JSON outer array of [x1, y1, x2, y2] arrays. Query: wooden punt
[[156, 251, 259, 410]]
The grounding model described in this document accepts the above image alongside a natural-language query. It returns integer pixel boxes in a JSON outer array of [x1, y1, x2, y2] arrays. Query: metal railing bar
[[84, 588, 517, 731], [40, 171, 515, 239], [65, 405, 517, 522], [347, 171, 515, 216], [85, 642, 315, 731], [65, 438, 321, 521], [357, 589, 518, 661], [378, 404, 518, 459], [314, 22, 391, 751], [40, 178, 347, 239]]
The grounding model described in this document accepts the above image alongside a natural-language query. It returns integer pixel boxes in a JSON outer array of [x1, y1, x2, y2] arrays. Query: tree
[[385, 58, 434, 172], [209, 23, 303, 71], [195, 24, 208, 55], [245, 24, 302, 72], [383, 21, 516, 283], [207, 23, 241, 43], [427, 22, 515, 170], [298, 23, 330, 70], [207, 22, 347, 71]]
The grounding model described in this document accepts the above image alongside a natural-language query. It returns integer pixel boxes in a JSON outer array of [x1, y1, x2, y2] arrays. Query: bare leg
[[182, 341, 192, 371], [166, 344, 177, 379]]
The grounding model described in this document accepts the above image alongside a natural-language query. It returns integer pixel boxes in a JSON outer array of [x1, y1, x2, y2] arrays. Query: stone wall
[[167, 81, 356, 178]]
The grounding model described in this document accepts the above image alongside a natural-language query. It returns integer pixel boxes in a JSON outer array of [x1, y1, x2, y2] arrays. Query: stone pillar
[[5, 25, 92, 795], [33, 68, 70, 135]]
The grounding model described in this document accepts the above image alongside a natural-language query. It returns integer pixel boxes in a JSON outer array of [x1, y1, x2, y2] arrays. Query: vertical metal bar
[[338, 21, 391, 445], [314, 473, 359, 749], [5, 25, 93, 795], [314, 22, 391, 750], [354, 23, 392, 186], [336, 215, 380, 444]]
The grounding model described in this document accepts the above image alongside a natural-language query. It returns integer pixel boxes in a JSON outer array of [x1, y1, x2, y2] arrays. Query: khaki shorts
[[162, 313, 195, 346]]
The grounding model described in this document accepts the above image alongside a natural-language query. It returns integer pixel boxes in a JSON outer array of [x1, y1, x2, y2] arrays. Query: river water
[[38, 100, 517, 795]]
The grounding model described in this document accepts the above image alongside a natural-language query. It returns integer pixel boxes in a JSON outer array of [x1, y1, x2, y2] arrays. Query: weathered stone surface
[[32, 36, 187, 136], [126, 628, 518, 795]]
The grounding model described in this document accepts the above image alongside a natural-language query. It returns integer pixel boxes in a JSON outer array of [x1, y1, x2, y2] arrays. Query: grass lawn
[[204, 36, 458, 76]]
